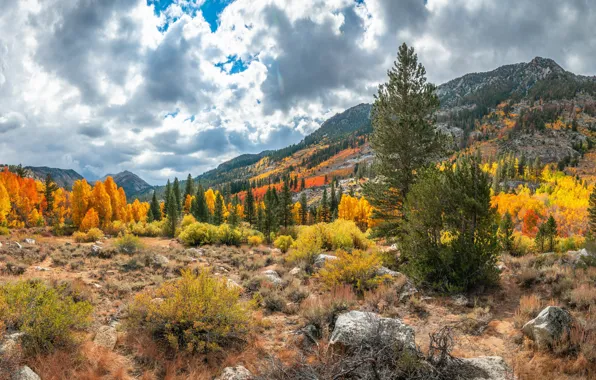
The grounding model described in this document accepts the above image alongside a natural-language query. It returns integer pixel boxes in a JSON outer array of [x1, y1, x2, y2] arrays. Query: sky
[[1, 0, 595, 185]]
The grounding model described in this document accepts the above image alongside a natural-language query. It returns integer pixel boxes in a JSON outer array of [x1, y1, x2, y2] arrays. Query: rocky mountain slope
[[25, 166, 84, 190], [101, 170, 153, 199]]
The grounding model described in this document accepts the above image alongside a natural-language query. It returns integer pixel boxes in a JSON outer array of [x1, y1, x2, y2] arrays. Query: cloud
[[1, 0, 595, 184]]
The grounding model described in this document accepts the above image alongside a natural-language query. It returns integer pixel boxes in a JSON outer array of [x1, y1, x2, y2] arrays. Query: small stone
[[314, 254, 338, 268], [262, 269, 283, 286], [91, 245, 102, 254], [0, 332, 24, 356], [452, 294, 470, 307], [11, 366, 41, 380], [216, 366, 253, 380], [227, 279, 243, 291], [13, 242, 22, 249], [186, 248, 204, 256], [94, 325, 117, 350], [23, 239, 35, 245], [151, 254, 169, 267], [289, 267, 301, 276], [377, 266, 399, 277], [459, 356, 513, 380], [34, 266, 50, 271]]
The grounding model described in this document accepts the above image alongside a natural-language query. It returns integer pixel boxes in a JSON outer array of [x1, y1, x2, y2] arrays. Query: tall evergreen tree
[[245, 188, 255, 225], [329, 180, 337, 219], [43, 174, 59, 213], [150, 191, 161, 221], [535, 224, 546, 253], [299, 192, 308, 225], [164, 180, 172, 212], [191, 184, 209, 222], [320, 187, 330, 223], [545, 215, 558, 252], [213, 192, 224, 225], [262, 187, 279, 239], [165, 186, 178, 237], [279, 180, 293, 228], [301, 178, 306, 191], [184, 174, 194, 200], [499, 211, 514, 253], [173, 177, 182, 213], [363, 42, 443, 238]]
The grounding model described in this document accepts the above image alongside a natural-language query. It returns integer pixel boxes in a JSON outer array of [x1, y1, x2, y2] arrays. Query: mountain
[[101, 170, 153, 199], [25, 166, 84, 190]]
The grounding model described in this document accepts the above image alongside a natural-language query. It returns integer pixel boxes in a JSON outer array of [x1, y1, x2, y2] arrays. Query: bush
[[0, 280, 92, 353], [0, 226, 9, 235], [181, 214, 197, 228], [105, 220, 127, 236], [128, 269, 253, 353], [179, 222, 218, 246], [217, 224, 242, 246], [114, 233, 143, 254], [274, 235, 294, 253], [288, 220, 371, 266], [130, 220, 164, 237], [318, 250, 386, 293], [247, 235, 264, 247], [72, 228, 104, 243]]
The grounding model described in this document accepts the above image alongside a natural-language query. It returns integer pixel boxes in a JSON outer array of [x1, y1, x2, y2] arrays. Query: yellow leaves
[[317, 249, 384, 292], [338, 194, 373, 230], [292, 201, 302, 224], [71, 179, 92, 227], [184, 194, 193, 214], [0, 182, 10, 224], [205, 189, 215, 214], [91, 181, 112, 227], [80, 208, 99, 232], [27, 208, 43, 227]]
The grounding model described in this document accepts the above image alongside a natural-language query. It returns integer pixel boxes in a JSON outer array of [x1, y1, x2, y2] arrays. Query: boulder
[[186, 248, 204, 257], [314, 254, 338, 268], [262, 269, 283, 286], [377, 266, 399, 277], [227, 279, 243, 291], [11, 366, 41, 380], [94, 325, 118, 350], [329, 311, 415, 352], [289, 267, 301, 276], [151, 254, 170, 267], [34, 266, 50, 271], [216, 366, 253, 380], [23, 239, 35, 245], [459, 356, 513, 380], [452, 294, 470, 307], [91, 244, 102, 255], [397, 280, 418, 302], [13, 242, 22, 249], [0, 332, 24, 356], [522, 306, 572, 348]]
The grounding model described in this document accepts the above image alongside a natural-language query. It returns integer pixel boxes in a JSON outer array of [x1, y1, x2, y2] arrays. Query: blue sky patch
[[164, 108, 180, 118], [148, 0, 234, 32], [215, 54, 253, 74]]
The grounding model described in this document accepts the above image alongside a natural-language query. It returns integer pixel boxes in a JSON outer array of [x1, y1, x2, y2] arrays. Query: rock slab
[[460, 356, 513, 380], [522, 306, 572, 348], [94, 325, 117, 350], [11, 366, 41, 380], [216, 366, 252, 380]]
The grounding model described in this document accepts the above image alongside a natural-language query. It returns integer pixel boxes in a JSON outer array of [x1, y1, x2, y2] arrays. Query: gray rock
[[94, 325, 117, 350], [397, 280, 418, 302], [13, 242, 22, 249], [151, 254, 170, 267], [23, 239, 35, 245], [452, 294, 470, 307], [289, 267, 301, 276], [377, 266, 399, 277], [227, 279, 243, 291], [460, 356, 513, 380], [11, 366, 40, 380], [329, 311, 415, 352], [262, 269, 283, 286], [0, 332, 24, 355], [0, 242, 3, 248], [314, 254, 338, 268], [34, 266, 50, 271], [522, 306, 572, 348], [186, 248, 204, 257], [91, 244, 102, 254], [216, 366, 253, 380]]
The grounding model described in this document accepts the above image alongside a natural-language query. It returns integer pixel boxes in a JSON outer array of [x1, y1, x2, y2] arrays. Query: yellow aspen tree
[[205, 189, 216, 215], [80, 208, 99, 232], [104, 176, 121, 221], [184, 194, 193, 214], [292, 202, 301, 224], [91, 181, 112, 227], [0, 182, 10, 224], [71, 179, 92, 227]]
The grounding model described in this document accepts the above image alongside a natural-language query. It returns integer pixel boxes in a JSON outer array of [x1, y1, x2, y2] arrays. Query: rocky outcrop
[[460, 356, 513, 380], [216, 366, 253, 380], [94, 325, 117, 350], [329, 311, 415, 352], [522, 306, 572, 348], [314, 254, 338, 268], [262, 270, 283, 286], [11, 366, 41, 380]]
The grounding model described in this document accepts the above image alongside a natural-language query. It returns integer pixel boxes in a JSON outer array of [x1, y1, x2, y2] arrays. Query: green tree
[[588, 185, 596, 236], [401, 155, 499, 293], [165, 186, 178, 237], [43, 174, 59, 213], [164, 180, 172, 213], [299, 192, 308, 225], [499, 211, 514, 253], [329, 180, 337, 220], [320, 187, 330, 223], [150, 191, 161, 221], [245, 187, 256, 225], [279, 180, 293, 228], [213, 192, 224, 225], [300, 178, 306, 191], [191, 184, 209, 223], [363, 42, 443, 238], [173, 177, 182, 213], [545, 215, 558, 252], [184, 174, 194, 200], [535, 223, 546, 253]]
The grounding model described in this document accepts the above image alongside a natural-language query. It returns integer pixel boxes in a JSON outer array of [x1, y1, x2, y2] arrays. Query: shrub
[[130, 220, 164, 237], [72, 228, 104, 243], [300, 285, 356, 336], [318, 249, 385, 293], [105, 220, 127, 236], [179, 222, 218, 246], [128, 269, 253, 353], [0, 280, 92, 353], [181, 214, 197, 228], [274, 235, 294, 253], [115, 233, 143, 254], [217, 224, 242, 246], [247, 235, 264, 247], [0, 226, 9, 235], [288, 220, 371, 266]]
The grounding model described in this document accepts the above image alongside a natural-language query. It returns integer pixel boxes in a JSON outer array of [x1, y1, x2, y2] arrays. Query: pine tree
[[43, 174, 59, 213], [279, 180, 293, 228], [165, 186, 178, 237], [535, 223, 546, 253], [191, 184, 209, 222], [320, 187, 330, 223], [301, 178, 306, 191], [588, 185, 596, 236], [499, 211, 514, 253], [150, 191, 161, 221], [330, 180, 337, 219], [214, 192, 224, 225], [545, 215, 558, 252], [164, 180, 172, 212], [173, 177, 182, 213], [245, 188, 255, 225], [184, 174, 194, 200], [363, 42, 443, 238], [147, 206, 155, 222], [299, 192, 308, 225]]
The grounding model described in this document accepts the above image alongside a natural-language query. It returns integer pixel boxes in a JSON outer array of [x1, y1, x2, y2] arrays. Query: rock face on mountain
[[101, 170, 152, 198], [25, 166, 84, 190]]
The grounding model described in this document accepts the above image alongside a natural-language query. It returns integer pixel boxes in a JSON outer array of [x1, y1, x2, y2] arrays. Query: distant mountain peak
[[101, 170, 152, 198], [529, 56, 564, 72]]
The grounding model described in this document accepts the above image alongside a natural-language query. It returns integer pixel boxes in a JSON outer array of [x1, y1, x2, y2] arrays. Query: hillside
[[25, 166, 84, 190], [101, 170, 153, 199]]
